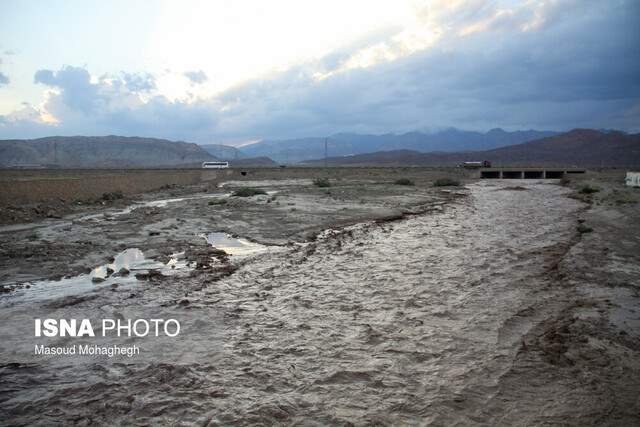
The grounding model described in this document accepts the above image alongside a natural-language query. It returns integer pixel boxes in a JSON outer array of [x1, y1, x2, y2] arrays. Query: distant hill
[[482, 129, 639, 166], [3, 129, 635, 169], [242, 128, 559, 163], [199, 144, 245, 160], [0, 136, 217, 167], [302, 129, 640, 167]]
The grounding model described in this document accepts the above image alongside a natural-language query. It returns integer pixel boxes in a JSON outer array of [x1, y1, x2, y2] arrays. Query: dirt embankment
[[0, 169, 218, 212]]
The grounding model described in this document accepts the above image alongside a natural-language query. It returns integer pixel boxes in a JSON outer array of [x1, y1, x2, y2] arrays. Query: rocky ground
[[0, 170, 638, 425], [0, 172, 457, 288]]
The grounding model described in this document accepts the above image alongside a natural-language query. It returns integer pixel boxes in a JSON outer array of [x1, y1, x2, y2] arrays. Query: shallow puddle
[[89, 248, 189, 279], [203, 232, 270, 256], [0, 220, 73, 234], [218, 179, 312, 187], [1, 248, 189, 305], [136, 193, 230, 208], [76, 192, 232, 222]]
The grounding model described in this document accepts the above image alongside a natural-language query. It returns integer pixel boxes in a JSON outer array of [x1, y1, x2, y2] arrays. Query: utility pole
[[324, 138, 328, 169]]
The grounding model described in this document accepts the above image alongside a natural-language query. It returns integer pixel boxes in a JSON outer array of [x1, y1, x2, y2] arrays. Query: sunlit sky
[[0, 1, 417, 110], [0, 0, 638, 143]]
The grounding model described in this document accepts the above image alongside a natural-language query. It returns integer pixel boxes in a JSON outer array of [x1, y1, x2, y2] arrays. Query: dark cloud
[[33, 69, 55, 85], [34, 66, 100, 113], [10, 66, 219, 140], [208, 0, 640, 138], [183, 70, 208, 84]]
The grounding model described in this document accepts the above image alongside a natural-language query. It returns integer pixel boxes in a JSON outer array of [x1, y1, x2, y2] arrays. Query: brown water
[[0, 181, 585, 425]]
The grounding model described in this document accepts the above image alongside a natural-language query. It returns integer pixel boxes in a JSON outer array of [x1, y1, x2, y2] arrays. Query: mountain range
[[0, 136, 217, 168], [199, 144, 245, 160], [1, 128, 637, 168], [240, 128, 559, 163], [302, 129, 640, 167]]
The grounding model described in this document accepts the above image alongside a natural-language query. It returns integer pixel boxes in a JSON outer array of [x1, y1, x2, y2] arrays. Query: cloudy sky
[[0, 0, 638, 144]]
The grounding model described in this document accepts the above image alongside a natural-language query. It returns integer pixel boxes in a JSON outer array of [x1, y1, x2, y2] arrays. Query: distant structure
[[202, 161, 229, 169], [461, 160, 491, 168], [324, 138, 328, 168], [626, 171, 640, 187], [479, 167, 585, 179]]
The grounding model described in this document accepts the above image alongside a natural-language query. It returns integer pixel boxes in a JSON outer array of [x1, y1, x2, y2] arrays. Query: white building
[[625, 171, 640, 187]]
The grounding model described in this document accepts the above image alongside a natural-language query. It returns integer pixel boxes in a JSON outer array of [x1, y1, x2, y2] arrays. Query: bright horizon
[[0, 0, 639, 143]]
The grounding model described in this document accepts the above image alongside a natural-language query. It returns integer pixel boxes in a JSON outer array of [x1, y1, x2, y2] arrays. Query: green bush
[[433, 178, 460, 187], [579, 185, 600, 194], [208, 198, 227, 206], [394, 178, 415, 186], [231, 187, 267, 197], [313, 178, 331, 188]]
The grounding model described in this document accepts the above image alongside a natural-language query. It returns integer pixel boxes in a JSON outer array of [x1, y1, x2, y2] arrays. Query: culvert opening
[[502, 171, 523, 179], [524, 171, 544, 179], [481, 171, 500, 179], [545, 171, 564, 179]]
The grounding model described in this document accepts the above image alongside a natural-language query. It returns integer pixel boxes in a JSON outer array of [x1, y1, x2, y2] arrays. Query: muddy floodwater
[[1, 179, 639, 425]]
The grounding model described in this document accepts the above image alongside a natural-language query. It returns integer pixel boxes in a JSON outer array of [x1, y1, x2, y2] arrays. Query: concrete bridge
[[479, 167, 586, 179]]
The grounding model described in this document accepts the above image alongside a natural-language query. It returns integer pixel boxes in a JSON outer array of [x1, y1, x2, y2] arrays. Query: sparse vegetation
[[615, 193, 637, 205], [313, 178, 331, 188], [101, 190, 124, 201], [231, 187, 267, 197], [208, 198, 227, 206], [394, 178, 415, 186], [560, 176, 571, 186], [579, 185, 600, 194], [433, 178, 460, 187]]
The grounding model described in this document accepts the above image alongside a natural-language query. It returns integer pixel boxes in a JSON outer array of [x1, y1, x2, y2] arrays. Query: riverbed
[[1, 178, 638, 425]]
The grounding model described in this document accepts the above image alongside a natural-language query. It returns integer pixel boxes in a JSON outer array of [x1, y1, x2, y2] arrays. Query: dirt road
[[0, 177, 638, 425]]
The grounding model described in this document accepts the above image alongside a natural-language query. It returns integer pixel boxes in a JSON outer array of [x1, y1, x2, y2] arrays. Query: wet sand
[[0, 175, 638, 425]]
